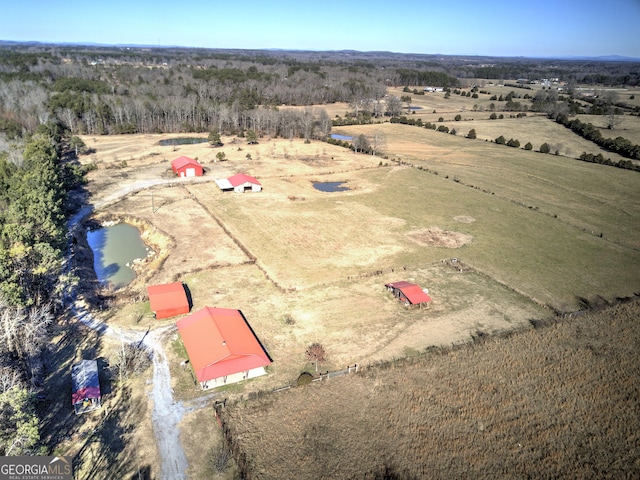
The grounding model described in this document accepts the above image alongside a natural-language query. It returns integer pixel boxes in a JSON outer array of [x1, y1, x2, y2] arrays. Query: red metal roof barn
[[176, 307, 271, 389], [71, 359, 102, 415], [385, 281, 432, 307], [147, 282, 190, 319], [171, 156, 203, 177], [215, 173, 261, 192]]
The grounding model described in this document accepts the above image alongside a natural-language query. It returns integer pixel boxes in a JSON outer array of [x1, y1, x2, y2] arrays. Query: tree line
[[2, 45, 638, 141], [554, 114, 640, 161], [0, 123, 83, 455]]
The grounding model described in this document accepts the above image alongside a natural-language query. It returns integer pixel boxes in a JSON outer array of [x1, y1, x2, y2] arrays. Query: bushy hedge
[[555, 115, 640, 161]]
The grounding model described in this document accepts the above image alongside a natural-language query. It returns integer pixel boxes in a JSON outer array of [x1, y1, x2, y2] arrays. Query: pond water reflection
[[86, 223, 149, 289], [312, 181, 350, 192]]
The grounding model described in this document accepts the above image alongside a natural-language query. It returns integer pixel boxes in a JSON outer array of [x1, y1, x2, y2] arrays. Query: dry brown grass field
[[73, 87, 640, 478], [221, 300, 640, 480]]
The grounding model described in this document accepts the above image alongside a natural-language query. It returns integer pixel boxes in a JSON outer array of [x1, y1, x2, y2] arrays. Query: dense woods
[[0, 120, 80, 455], [1, 44, 638, 140]]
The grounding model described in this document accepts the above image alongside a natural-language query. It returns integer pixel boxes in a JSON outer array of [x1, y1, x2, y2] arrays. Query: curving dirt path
[[71, 294, 190, 479], [66, 175, 208, 480]]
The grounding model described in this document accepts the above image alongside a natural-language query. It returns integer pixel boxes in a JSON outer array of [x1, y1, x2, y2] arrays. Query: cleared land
[[221, 300, 640, 480], [69, 87, 640, 477]]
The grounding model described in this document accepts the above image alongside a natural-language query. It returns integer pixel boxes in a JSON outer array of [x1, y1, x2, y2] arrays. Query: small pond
[[87, 223, 149, 289], [409, 106, 423, 110], [331, 134, 353, 141], [158, 137, 208, 146], [312, 181, 350, 192]]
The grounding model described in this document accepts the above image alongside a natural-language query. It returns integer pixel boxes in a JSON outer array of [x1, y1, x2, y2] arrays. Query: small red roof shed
[[171, 156, 203, 177], [176, 307, 271, 385], [147, 282, 190, 319], [385, 281, 432, 306]]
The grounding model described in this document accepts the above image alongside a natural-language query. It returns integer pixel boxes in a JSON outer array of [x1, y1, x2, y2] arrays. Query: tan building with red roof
[[176, 307, 271, 389]]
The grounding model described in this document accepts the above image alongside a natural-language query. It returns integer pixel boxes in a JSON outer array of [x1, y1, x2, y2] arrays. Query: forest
[[0, 42, 638, 457], [0, 43, 638, 141]]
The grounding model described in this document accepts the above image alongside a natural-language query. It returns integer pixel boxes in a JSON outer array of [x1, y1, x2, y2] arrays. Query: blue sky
[[2, 0, 639, 58]]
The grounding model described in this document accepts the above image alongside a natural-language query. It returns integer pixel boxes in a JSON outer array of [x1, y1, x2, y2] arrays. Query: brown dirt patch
[[406, 227, 472, 248]]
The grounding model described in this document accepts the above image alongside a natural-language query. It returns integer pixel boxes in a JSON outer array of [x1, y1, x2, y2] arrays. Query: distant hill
[[0, 40, 638, 63]]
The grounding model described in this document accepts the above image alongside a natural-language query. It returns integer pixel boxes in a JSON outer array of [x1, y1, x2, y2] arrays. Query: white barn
[[215, 173, 262, 193]]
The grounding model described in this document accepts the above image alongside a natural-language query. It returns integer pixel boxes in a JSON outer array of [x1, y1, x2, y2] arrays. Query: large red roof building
[[176, 307, 271, 389]]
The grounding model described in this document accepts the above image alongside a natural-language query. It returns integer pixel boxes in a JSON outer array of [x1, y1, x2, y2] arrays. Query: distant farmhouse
[[215, 173, 262, 193], [424, 86, 444, 93], [176, 307, 271, 389], [171, 156, 203, 177]]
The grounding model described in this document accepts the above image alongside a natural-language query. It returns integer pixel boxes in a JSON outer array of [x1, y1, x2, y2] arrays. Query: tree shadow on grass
[[39, 321, 103, 451], [73, 384, 153, 479]]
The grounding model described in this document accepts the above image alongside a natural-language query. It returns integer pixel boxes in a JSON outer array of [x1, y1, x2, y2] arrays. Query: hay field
[[221, 300, 640, 480]]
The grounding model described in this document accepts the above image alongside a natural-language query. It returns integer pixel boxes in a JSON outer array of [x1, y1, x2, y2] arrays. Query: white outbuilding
[[215, 173, 262, 193]]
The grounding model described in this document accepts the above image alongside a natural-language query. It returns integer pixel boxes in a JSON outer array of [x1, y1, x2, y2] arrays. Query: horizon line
[[1, 39, 639, 62]]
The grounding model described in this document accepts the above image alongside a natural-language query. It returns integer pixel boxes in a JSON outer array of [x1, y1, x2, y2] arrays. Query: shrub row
[[555, 114, 640, 161]]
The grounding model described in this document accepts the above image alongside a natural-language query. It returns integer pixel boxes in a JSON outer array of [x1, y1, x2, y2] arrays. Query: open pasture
[[77, 124, 640, 477], [337, 122, 640, 247], [221, 300, 640, 480], [190, 158, 639, 313], [437, 114, 640, 161], [576, 113, 640, 142]]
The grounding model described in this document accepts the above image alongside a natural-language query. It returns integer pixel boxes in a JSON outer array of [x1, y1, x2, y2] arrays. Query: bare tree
[[353, 134, 370, 154], [401, 95, 412, 112], [0, 366, 23, 393], [300, 107, 316, 143], [385, 95, 403, 117], [371, 131, 386, 156], [316, 110, 332, 139], [305, 343, 326, 373], [606, 107, 623, 130]]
